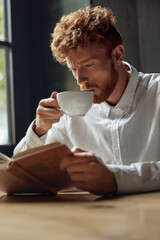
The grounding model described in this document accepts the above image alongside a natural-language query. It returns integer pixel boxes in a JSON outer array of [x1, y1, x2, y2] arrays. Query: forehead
[[66, 43, 108, 67]]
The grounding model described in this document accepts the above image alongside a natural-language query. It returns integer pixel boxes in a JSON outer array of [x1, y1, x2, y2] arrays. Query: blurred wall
[[92, 0, 160, 73], [11, 0, 90, 146]]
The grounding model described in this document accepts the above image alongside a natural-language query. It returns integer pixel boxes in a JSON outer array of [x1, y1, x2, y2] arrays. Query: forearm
[[108, 161, 160, 194]]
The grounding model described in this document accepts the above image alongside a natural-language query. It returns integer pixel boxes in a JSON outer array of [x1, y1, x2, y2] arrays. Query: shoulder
[[137, 71, 160, 90], [124, 62, 160, 87]]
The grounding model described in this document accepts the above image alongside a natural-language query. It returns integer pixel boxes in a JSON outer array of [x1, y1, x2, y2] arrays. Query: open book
[[0, 142, 73, 195]]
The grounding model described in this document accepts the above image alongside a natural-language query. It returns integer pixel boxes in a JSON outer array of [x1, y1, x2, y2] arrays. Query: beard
[[80, 70, 119, 104], [80, 84, 110, 104]]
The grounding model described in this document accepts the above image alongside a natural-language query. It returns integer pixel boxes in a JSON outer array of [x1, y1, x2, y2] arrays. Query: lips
[[87, 89, 95, 94], [82, 88, 95, 92], [80, 84, 96, 92]]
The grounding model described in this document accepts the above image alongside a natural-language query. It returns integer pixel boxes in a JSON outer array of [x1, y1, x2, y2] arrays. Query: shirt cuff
[[108, 164, 138, 194], [25, 120, 48, 147], [108, 162, 160, 194]]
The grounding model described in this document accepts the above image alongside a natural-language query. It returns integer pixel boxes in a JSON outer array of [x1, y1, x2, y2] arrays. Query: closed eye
[[85, 63, 94, 68]]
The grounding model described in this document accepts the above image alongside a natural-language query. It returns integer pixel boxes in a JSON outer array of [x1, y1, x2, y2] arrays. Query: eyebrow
[[67, 58, 97, 69], [79, 56, 99, 64], [66, 55, 99, 69]]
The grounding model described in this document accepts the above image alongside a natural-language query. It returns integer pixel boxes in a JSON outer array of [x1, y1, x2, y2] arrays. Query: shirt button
[[115, 147, 119, 152]]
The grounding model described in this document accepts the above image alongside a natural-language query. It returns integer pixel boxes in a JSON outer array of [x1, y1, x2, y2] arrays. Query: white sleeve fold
[[108, 161, 160, 194], [13, 121, 47, 155]]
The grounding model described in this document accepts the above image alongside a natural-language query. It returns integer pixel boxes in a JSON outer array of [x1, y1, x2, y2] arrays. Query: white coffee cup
[[57, 90, 94, 116]]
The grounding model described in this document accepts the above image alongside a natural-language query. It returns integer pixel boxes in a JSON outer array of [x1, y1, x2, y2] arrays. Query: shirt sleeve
[[13, 121, 46, 155], [108, 161, 160, 194], [13, 116, 73, 155]]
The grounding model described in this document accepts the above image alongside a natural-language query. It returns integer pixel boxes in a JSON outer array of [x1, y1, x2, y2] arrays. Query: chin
[[93, 96, 106, 104]]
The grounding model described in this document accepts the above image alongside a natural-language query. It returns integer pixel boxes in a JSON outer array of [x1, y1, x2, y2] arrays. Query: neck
[[107, 63, 130, 106]]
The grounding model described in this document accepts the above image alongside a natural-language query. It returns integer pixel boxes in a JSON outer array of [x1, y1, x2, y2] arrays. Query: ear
[[111, 45, 124, 65]]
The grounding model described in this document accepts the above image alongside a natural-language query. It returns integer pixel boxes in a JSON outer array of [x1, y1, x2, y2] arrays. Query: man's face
[[66, 43, 120, 104]]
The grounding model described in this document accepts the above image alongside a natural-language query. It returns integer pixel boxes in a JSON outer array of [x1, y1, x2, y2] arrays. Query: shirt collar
[[100, 62, 139, 117]]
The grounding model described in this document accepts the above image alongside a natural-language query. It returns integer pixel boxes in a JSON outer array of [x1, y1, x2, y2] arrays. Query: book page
[[0, 153, 11, 169], [12, 142, 62, 160], [8, 144, 73, 193]]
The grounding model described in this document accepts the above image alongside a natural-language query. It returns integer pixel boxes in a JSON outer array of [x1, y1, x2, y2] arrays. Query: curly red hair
[[50, 6, 122, 64]]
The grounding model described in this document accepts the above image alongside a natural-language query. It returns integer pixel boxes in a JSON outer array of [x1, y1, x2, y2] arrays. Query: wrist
[[32, 120, 47, 137]]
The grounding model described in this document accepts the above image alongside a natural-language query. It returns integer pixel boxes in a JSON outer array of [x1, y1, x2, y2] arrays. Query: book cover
[[0, 142, 73, 195]]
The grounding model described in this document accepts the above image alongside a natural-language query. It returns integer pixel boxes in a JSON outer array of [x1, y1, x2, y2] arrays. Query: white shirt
[[14, 62, 160, 194]]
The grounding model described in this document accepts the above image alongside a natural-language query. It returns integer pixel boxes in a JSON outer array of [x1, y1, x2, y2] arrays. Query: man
[[14, 6, 160, 195]]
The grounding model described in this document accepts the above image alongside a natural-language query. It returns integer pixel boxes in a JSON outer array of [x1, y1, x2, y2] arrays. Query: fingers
[[37, 91, 62, 119], [36, 104, 62, 119], [66, 162, 97, 175], [39, 91, 60, 109], [59, 151, 117, 195], [64, 162, 111, 195], [66, 161, 117, 195], [39, 97, 60, 109], [50, 91, 58, 99], [33, 91, 62, 136], [59, 151, 96, 170], [72, 147, 87, 153], [64, 162, 99, 192]]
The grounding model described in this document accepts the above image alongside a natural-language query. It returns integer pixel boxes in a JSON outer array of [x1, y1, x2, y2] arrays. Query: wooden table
[[0, 191, 160, 240]]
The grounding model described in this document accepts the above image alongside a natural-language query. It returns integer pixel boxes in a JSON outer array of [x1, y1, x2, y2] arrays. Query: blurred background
[[0, 0, 160, 156]]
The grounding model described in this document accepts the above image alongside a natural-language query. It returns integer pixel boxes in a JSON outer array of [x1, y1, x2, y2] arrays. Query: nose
[[76, 68, 88, 85]]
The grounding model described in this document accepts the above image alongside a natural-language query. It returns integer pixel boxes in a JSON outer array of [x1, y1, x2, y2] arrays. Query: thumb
[[72, 147, 86, 153], [50, 91, 58, 99]]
